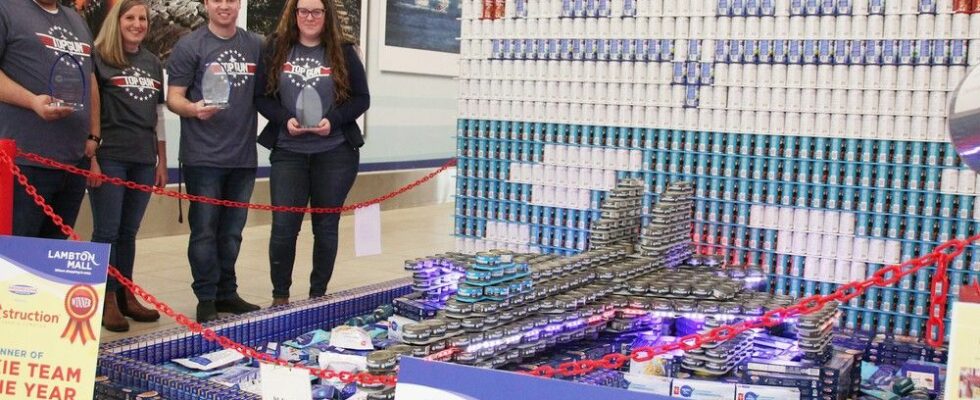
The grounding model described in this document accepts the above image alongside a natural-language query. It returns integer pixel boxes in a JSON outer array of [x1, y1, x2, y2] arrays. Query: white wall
[[359, 0, 457, 164]]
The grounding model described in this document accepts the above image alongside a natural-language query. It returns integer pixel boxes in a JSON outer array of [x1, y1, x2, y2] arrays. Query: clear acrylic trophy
[[296, 83, 333, 129], [48, 53, 87, 110], [201, 62, 231, 108]]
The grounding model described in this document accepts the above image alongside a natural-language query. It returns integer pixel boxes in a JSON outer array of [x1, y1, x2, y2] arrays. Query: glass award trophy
[[48, 53, 87, 111], [295, 85, 324, 129], [201, 62, 231, 108], [949, 65, 980, 172]]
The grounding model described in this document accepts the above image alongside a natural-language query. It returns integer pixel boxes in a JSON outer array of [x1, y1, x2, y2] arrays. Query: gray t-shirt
[[167, 27, 261, 168], [275, 44, 343, 154], [0, 0, 93, 166], [94, 47, 163, 164]]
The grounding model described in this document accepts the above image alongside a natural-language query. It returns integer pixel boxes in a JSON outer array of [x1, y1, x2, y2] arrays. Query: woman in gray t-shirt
[[88, 0, 167, 333], [257, 0, 370, 305]]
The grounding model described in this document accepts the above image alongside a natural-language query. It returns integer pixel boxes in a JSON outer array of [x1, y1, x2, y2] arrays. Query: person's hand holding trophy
[[196, 61, 232, 120], [287, 83, 331, 136], [39, 52, 86, 121]]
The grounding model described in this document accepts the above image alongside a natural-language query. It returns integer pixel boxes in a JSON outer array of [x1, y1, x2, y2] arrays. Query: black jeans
[[12, 162, 87, 239], [269, 145, 358, 298], [183, 166, 256, 302]]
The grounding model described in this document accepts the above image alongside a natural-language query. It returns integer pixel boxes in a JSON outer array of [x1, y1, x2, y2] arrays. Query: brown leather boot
[[102, 292, 129, 332], [118, 289, 160, 322], [271, 297, 289, 307]]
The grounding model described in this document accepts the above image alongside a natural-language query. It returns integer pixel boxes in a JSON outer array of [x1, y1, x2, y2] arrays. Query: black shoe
[[196, 301, 218, 323], [215, 296, 260, 314]]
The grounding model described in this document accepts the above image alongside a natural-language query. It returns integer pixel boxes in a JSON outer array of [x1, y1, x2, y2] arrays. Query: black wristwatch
[[87, 134, 102, 147]]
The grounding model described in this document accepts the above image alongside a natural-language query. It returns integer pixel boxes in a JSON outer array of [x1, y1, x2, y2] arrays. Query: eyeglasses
[[296, 8, 325, 19]]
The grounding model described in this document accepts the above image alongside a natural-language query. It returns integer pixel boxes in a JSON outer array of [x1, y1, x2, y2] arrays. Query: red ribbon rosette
[[60, 285, 98, 344]]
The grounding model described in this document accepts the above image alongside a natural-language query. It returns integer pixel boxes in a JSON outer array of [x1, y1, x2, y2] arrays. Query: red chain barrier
[[1, 148, 977, 385], [17, 150, 456, 214], [0, 149, 399, 385]]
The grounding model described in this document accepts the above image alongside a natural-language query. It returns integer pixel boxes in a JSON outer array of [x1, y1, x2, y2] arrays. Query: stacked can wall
[[454, 0, 980, 339]]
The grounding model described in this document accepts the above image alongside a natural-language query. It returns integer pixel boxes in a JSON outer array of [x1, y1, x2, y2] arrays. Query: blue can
[[803, 40, 817, 63], [864, 40, 882, 64], [660, 39, 674, 60], [811, 184, 825, 208], [833, 39, 848, 64], [773, 39, 787, 62], [951, 39, 967, 65], [818, 40, 833, 63], [881, 39, 898, 65], [931, 39, 949, 65], [786, 40, 803, 64], [766, 182, 779, 204], [756, 40, 773, 64], [915, 40, 932, 65], [752, 180, 765, 202], [840, 186, 855, 210], [744, 40, 758, 63]]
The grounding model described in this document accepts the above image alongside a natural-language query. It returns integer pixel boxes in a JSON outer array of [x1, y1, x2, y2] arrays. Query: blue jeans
[[88, 159, 154, 293], [269, 145, 358, 298], [183, 166, 256, 302], [12, 162, 87, 239]]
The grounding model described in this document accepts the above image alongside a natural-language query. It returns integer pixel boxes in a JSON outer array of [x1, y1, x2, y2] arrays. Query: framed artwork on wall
[[379, 0, 460, 77]]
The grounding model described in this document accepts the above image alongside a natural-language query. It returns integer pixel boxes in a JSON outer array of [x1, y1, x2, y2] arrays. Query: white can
[[771, 111, 786, 131], [899, 90, 917, 115], [894, 116, 911, 140], [918, 14, 936, 38], [878, 90, 896, 114], [852, 15, 869, 38], [929, 91, 948, 116], [802, 88, 818, 112], [910, 116, 928, 141], [868, 15, 885, 38], [816, 89, 832, 113], [743, 64, 759, 86], [846, 114, 862, 137], [817, 65, 833, 88], [785, 88, 802, 111], [770, 88, 787, 111], [831, 89, 848, 114], [864, 66, 882, 90], [772, 64, 788, 87], [900, 14, 918, 39], [880, 66, 898, 90], [785, 112, 801, 135], [786, 64, 812, 88], [756, 111, 770, 134], [837, 16, 853, 39], [860, 115, 877, 138]]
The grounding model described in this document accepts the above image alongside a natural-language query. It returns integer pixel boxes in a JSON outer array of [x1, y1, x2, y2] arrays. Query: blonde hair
[[94, 0, 148, 69]]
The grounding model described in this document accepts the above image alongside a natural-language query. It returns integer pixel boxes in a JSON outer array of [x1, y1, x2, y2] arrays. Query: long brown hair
[[94, 0, 147, 69], [266, 0, 351, 103]]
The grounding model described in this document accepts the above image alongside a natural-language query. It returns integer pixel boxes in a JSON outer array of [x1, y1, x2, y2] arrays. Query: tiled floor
[[102, 202, 455, 341]]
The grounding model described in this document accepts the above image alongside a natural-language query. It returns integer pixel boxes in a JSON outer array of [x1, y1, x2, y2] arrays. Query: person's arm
[[165, 34, 219, 120], [0, 70, 73, 121], [85, 72, 100, 157], [155, 104, 167, 187], [323, 44, 370, 131], [166, 85, 219, 120], [254, 37, 291, 126], [86, 72, 103, 187]]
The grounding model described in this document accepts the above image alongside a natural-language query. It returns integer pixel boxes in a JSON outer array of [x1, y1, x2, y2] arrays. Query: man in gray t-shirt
[[0, 0, 100, 238], [166, 0, 262, 323]]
